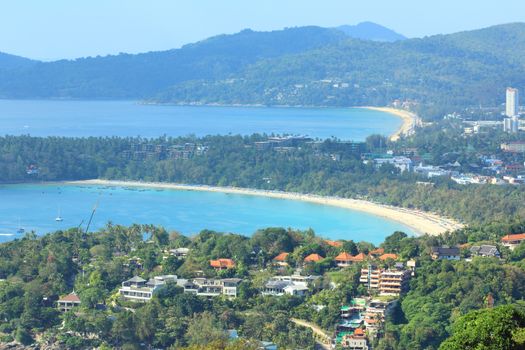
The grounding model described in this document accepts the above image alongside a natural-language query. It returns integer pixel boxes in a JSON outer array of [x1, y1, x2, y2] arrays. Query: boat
[[16, 217, 25, 234], [55, 207, 64, 222]]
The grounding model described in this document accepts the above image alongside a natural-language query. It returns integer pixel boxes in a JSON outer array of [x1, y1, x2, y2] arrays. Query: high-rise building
[[503, 116, 519, 133], [506, 87, 519, 117]]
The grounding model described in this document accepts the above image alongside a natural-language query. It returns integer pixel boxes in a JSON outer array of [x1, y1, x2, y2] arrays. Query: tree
[[185, 312, 227, 346], [440, 305, 525, 350]]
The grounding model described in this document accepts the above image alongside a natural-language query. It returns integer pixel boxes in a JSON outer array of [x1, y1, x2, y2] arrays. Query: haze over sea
[[0, 184, 415, 244], [0, 100, 401, 140]]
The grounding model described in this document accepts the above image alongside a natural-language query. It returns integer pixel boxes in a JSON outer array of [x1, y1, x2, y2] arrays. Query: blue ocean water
[[0, 100, 400, 140], [0, 184, 415, 244]]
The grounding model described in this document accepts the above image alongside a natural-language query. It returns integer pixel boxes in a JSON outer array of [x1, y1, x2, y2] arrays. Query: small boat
[[16, 218, 25, 234], [55, 207, 64, 222]]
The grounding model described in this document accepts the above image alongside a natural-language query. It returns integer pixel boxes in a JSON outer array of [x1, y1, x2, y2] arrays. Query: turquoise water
[[0, 184, 415, 244], [0, 100, 400, 140]]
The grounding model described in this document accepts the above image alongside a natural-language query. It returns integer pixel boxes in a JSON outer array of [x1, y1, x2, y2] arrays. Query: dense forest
[[1, 131, 524, 225], [1, 23, 525, 118], [1, 220, 525, 349]]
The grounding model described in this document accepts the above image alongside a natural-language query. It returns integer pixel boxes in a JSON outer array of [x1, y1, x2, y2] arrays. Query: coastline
[[362, 107, 420, 141], [68, 179, 464, 236]]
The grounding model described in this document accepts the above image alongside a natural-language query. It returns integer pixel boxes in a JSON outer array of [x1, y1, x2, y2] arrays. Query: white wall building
[[506, 87, 519, 117]]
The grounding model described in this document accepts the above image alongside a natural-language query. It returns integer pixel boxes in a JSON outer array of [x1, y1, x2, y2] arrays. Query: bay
[[0, 184, 415, 244], [0, 100, 400, 140]]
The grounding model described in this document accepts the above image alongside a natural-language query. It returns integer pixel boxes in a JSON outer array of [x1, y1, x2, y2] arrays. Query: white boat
[[55, 207, 64, 222], [17, 217, 25, 234]]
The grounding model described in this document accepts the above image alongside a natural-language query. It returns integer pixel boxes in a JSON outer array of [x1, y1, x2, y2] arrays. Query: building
[[503, 116, 519, 133], [470, 245, 501, 258], [501, 233, 525, 250], [272, 252, 290, 267], [210, 258, 236, 270], [506, 87, 519, 117], [183, 278, 242, 298], [501, 141, 525, 153], [368, 248, 384, 258], [360, 266, 411, 296], [57, 292, 81, 312], [119, 275, 179, 302], [379, 253, 398, 261], [169, 247, 190, 259], [335, 252, 355, 268], [373, 156, 413, 173], [304, 253, 323, 263], [340, 328, 369, 350], [364, 299, 397, 334], [431, 246, 461, 260]]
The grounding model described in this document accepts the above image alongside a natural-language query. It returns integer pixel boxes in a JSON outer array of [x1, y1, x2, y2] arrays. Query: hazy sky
[[1, 0, 524, 60]]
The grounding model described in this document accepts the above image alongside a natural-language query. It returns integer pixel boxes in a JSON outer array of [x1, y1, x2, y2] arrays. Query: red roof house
[[304, 253, 323, 263], [210, 258, 236, 270]]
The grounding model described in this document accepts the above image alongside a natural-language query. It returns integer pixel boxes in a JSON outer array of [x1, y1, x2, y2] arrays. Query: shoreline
[[361, 107, 420, 141], [68, 179, 464, 236]]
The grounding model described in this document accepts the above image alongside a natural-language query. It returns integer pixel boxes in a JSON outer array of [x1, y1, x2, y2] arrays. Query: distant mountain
[[0, 26, 346, 99], [0, 52, 37, 71], [0, 22, 525, 117], [335, 22, 406, 42]]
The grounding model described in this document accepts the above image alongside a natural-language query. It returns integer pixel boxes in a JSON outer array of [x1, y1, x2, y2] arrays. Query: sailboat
[[55, 207, 64, 222], [16, 217, 25, 234]]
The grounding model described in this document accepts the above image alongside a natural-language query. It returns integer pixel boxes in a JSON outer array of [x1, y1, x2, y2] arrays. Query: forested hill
[[1, 23, 525, 115], [0, 52, 37, 71], [0, 26, 347, 99], [335, 21, 407, 42]]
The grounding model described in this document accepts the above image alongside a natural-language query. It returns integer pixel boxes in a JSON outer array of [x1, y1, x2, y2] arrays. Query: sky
[[1, 0, 524, 61]]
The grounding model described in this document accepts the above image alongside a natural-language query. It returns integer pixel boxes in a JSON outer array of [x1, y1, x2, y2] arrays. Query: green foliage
[[439, 305, 525, 350]]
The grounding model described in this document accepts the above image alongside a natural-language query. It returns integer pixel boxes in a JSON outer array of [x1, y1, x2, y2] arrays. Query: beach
[[70, 179, 463, 236], [364, 107, 420, 141]]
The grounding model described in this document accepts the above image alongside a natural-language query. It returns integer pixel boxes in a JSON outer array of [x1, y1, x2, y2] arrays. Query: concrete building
[[503, 116, 519, 133], [506, 87, 519, 117], [501, 233, 525, 250], [57, 292, 81, 312], [359, 266, 411, 296], [431, 246, 461, 260], [119, 275, 179, 302], [501, 141, 525, 153], [183, 278, 242, 298]]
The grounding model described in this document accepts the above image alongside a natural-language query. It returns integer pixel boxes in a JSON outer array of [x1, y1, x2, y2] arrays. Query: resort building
[[378, 253, 398, 261], [183, 278, 242, 298], [57, 292, 81, 312], [431, 246, 461, 260], [335, 252, 355, 267], [360, 266, 411, 296], [262, 279, 309, 297], [501, 233, 525, 250], [368, 248, 384, 259], [168, 247, 190, 259], [209, 258, 236, 270], [340, 328, 369, 350], [364, 299, 398, 334], [272, 252, 290, 266], [303, 253, 323, 264], [469, 245, 501, 258], [119, 275, 179, 302]]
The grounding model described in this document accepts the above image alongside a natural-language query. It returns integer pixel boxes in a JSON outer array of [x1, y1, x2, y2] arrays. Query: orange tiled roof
[[304, 253, 323, 262], [351, 252, 366, 261], [273, 252, 289, 262], [501, 233, 525, 242], [354, 328, 365, 336], [210, 258, 235, 269], [335, 252, 354, 262], [324, 240, 343, 247], [58, 293, 81, 303], [379, 253, 398, 261], [369, 248, 384, 256]]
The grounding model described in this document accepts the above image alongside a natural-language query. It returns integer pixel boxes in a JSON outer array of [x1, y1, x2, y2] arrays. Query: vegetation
[[1, 23, 525, 118]]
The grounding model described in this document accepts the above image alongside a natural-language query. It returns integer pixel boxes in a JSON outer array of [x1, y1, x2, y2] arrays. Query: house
[[341, 328, 369, 350], [262, 280, 293, 296], [183, 278, 242, 298], [57, 292, 81, 312], [368, 248, 384, 258], [272, 252, 290, 266], [210, 258, 236, 270], [303, 253, 323, 263], [169, 247, 190, 259], [379, 253, 398, 261], [431, 246, 461, 260], [325, 240, 343, 248], [335, 252, 354, 267], [283, 284, 309, 296], [501, 233, 525, 250], [262, 276, 313, 297], [470, 245, 501, 258], [351, 252, 367, 262], [119, 275, 178, 302]]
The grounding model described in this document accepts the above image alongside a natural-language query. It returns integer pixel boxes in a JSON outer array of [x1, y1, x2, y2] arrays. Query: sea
[[0, 100, 408, 243], [0, 183, 415, 244]]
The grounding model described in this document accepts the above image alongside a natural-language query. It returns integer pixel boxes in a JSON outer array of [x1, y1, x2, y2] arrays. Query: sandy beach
[[70, 179, 463, 236], [364, 106, 420, 141]]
